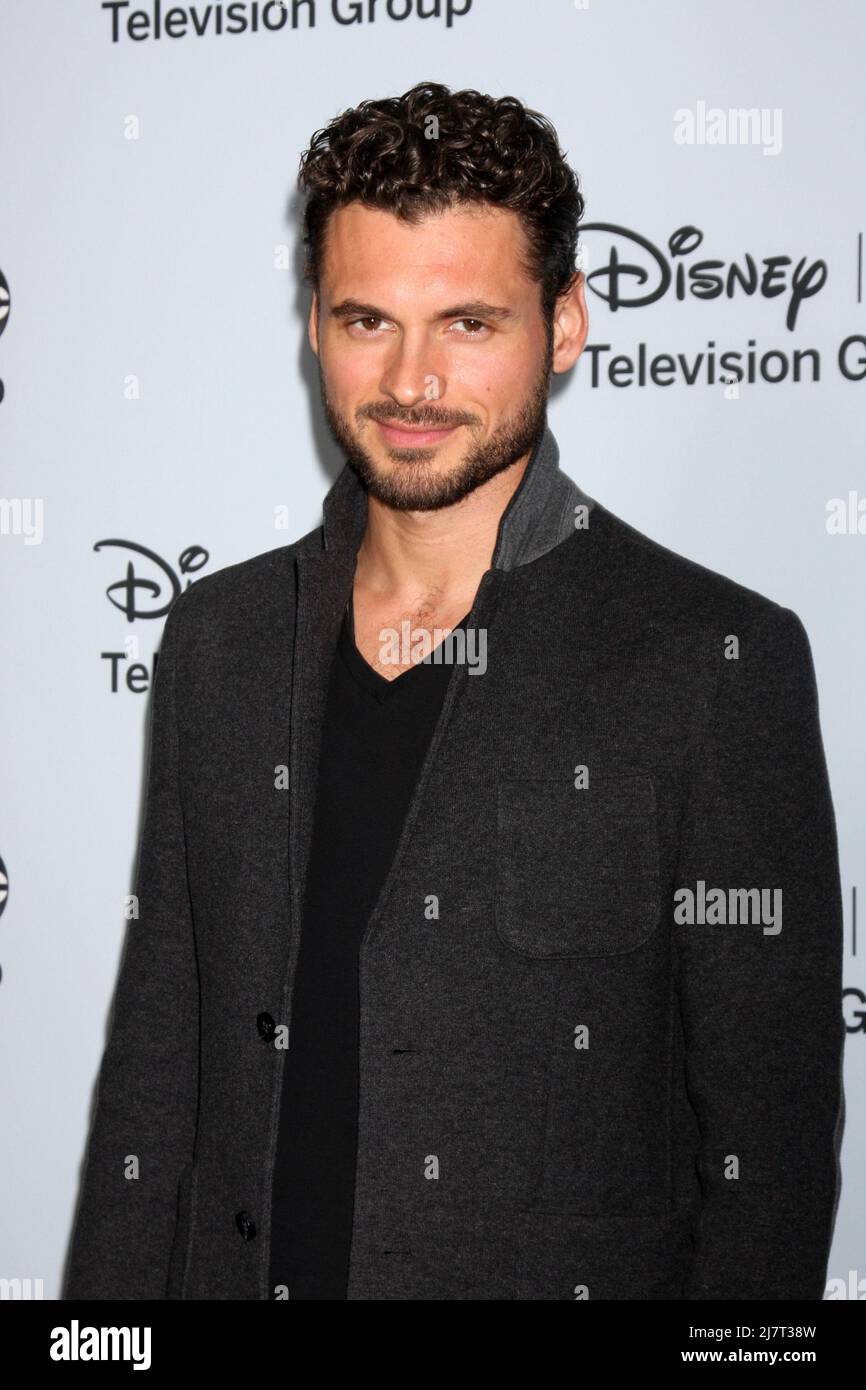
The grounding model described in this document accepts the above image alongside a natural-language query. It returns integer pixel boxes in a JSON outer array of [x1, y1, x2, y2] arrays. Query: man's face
[[308, 201, 585, 511]]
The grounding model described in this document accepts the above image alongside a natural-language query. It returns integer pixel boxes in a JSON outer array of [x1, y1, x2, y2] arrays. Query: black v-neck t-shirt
[[268, 603, 468, 1299]]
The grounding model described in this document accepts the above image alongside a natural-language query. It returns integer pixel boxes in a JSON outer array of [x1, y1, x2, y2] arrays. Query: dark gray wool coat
[[64, 422, 845, 1300]]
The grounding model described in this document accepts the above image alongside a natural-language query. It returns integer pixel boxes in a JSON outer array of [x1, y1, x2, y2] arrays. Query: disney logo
[[93, 539, 209, 619], [579, 224, 826, 331]]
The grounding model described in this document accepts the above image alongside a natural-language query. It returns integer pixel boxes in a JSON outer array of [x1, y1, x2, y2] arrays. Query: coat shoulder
[[166, 526, 323, 632], [579, 500, 801, 642]]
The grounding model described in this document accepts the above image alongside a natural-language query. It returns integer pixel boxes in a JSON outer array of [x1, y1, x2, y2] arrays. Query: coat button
[[235, 1211, 257, 1241], [256, 1012, 276, 1042]]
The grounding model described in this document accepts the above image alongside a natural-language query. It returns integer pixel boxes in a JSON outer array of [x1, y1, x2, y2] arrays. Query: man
[[65, 82, 844, 1301]]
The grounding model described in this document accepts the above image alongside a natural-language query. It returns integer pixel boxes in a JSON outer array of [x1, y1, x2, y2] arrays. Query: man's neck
[[353, 449, 532, 613]]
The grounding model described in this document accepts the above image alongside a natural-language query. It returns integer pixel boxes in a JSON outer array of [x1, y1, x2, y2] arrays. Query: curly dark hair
[[298, 81, 585, 328]]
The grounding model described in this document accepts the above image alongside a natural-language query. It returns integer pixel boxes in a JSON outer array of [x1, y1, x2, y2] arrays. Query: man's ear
[[553, 268, 592, 378], [551, 270, 588, 374], [308, 289, 320, 357]]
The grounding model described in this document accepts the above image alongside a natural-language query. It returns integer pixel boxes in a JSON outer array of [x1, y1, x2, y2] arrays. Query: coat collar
[[319, 421, 593, 570]]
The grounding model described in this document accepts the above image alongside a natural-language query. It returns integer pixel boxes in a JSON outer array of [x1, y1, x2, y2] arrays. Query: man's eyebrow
[[329, 299, 517, 323]]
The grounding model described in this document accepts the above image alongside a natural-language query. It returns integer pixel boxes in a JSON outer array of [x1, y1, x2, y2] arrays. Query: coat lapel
[[286, 544, 356, 981]]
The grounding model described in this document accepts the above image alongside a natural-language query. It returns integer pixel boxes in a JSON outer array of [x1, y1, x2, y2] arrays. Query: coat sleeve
[[673, 603, 845, 1300], [64, 591, 200, 1299]]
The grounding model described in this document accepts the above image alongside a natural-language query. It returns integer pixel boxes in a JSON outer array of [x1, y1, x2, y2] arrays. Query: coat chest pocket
[[494, 774, 661, 958]]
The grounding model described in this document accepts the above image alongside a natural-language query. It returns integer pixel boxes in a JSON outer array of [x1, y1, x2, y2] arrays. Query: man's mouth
[[376, 420, 459, 447]]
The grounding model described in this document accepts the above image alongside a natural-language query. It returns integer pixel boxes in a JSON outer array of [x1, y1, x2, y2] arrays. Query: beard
[[317, 332, 554, 512]]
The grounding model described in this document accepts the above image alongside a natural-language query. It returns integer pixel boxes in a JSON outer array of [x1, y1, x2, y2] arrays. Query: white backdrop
[[0, 0, 863, 1298]]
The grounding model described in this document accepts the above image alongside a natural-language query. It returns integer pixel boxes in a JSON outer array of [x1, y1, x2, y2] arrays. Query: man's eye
[[452, 318, 488, 335], [349, 317, 387, 333]]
